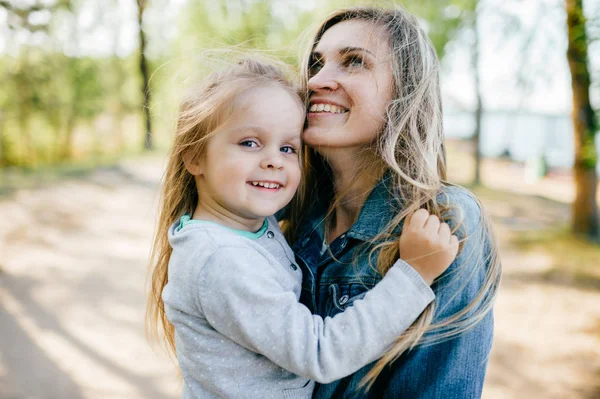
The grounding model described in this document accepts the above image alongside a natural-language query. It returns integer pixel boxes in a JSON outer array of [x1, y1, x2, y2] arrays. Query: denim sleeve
[[372, 188, 496, 398]]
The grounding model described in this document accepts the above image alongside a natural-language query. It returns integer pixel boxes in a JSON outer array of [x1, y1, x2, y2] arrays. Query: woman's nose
[[307, 64, 339, 92]]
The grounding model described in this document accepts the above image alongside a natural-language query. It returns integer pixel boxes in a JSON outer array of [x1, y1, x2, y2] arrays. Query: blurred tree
[[136, 0, 153, 150], [0, 0, 71, 165], [565, 0, 599, 239], [61, 57, 104, 159], [104, 0, 131, 152], [458, 0, 484, 186], [179, 0, 275, 50], [471, 4, 483, 186]]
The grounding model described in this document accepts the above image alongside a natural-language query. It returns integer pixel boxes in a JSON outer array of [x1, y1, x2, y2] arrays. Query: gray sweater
[[162, 216, 435, 399]]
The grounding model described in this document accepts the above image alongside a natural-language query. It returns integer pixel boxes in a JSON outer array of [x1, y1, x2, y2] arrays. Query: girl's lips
[[247, 181, 284, 191], [247, 184, 283, 192]]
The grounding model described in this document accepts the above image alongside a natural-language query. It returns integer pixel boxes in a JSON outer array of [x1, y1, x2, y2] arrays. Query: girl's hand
[[399, 209, 459, 285]]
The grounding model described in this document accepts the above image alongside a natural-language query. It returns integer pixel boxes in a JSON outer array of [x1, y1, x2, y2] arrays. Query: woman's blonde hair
[[285, 6, 501, 391], [146, 56, 301, 356]]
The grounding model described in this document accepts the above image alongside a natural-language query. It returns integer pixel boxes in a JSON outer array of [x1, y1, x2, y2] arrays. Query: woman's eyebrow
[[338, 47, 374, 57], [311, 47, 374, 59]]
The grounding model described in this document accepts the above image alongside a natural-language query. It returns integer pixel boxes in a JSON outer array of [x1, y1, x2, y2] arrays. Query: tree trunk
[[137, 0, 152, 150], [111, 1, 126, 152], [0, 111, 4, 167], [472, 6, 483, 186], [565, 0, 599, 239], [61, 113, 76, 160]]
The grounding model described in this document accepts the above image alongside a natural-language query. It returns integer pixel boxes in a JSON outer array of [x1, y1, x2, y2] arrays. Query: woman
[[283, 6, 501, 398]]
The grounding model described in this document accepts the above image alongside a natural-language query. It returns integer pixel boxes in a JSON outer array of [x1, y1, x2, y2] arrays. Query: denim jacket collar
[[300, 171, 403, 244], [346, 172, 403, 241]]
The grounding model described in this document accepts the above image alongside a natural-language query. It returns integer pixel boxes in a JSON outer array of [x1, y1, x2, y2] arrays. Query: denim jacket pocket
[[327, 282, 373, 317], [282, 379, 314, 399]]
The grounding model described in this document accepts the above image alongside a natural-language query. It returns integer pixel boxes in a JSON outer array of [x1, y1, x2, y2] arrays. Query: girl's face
[[189, 85, 304, 227], [304, 20, 394, 153]]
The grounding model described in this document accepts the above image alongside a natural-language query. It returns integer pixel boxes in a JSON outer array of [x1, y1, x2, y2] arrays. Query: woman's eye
[[344, 55, 366, 68], [240, 140, 258, 148], [309, 57, 323, 74], [280, 146, 297, 154]]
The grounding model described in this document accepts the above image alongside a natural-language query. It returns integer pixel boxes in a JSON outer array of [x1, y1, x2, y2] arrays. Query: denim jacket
[[290, 175, 497, 399]]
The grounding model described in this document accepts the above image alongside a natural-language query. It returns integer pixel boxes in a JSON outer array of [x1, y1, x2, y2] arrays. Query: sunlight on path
[[0, 157, 180, 399], [1, 153, 599, 399]]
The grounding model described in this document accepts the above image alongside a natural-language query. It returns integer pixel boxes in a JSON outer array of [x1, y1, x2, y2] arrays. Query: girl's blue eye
[[240, 140, 258, 148], [280, 146, 297, 154]]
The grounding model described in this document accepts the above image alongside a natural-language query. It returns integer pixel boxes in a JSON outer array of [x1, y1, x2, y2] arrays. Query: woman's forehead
[[314, 20, 389, 55]]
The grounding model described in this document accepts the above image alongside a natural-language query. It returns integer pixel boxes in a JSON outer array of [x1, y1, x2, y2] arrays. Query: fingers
[[406, 208, 429, 229], [404, 210, 413, 228], [424, 215, 440, 235], [438, 222, 451, 243], [405, 209, 455, 246], [449, 234, 460, 256]]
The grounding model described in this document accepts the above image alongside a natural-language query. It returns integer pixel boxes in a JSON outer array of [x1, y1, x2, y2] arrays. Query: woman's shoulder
[[437, 184, 481, 210], [436, 184, 488, 238]]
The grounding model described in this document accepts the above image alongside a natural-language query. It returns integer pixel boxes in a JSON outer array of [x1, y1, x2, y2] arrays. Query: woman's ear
[[183, 151, 203, 176]]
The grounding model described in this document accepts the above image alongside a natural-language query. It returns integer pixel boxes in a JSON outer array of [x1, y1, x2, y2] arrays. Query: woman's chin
[[303, 125, 338, 147]]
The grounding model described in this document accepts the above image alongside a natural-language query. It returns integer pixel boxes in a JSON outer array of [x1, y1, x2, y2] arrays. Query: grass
[[511, 227, 600, 290], [0, 148, 167, 197]]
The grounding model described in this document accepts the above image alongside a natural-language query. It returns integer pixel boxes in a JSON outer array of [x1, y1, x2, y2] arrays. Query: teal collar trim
[[178, 214, 268, 239]]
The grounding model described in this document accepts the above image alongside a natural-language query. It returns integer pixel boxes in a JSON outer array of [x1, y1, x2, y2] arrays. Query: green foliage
[[0, 0, 479, 168]]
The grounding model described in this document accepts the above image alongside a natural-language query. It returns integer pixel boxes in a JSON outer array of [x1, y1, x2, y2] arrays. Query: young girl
[[146, 58, 459, 399]]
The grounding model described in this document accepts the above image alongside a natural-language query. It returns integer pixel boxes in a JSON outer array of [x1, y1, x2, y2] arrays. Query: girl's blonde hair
[[146, 57, 301, 356], [285, 6, 501, 391]]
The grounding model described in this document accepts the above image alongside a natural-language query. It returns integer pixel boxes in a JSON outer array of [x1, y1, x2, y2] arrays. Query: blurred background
[[0, 0, 598, 398]]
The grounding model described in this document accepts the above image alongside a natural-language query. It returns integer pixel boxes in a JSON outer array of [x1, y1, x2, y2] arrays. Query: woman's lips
[[308, 100, 349, 116]]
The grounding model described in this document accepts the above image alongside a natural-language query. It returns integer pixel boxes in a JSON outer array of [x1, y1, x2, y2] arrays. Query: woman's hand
[[399, 209, 459, 285]]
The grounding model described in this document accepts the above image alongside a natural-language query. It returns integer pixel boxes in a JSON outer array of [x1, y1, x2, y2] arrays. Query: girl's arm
[[197, 248, 433, 384]]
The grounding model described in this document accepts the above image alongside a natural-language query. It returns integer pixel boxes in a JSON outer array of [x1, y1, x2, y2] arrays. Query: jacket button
[[290, 263, 298, 271], [338, 295, 349, 305], [267, 231, 274, 238]]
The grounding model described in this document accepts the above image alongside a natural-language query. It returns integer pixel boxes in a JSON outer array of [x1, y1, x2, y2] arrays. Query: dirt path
[[1, 154, 599, 399]]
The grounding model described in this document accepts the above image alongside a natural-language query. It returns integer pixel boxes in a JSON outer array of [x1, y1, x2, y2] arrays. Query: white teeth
[[251, 181, 280, 189], [309, 103, 346, 114]]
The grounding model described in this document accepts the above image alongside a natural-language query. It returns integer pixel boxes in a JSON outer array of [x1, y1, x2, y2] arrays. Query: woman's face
[[303, 20, 394, 152]]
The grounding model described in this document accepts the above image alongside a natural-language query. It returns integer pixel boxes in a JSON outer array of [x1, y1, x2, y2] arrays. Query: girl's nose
[[260, 152, 284, 170], [307, 64, 339, 92]]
